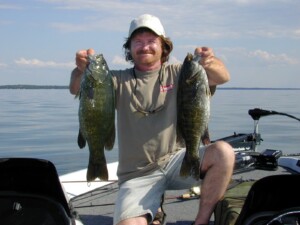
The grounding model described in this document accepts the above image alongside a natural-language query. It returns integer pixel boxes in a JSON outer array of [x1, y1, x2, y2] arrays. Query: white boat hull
[[60, 161, 119, 199], [278, 157, 300, 173]]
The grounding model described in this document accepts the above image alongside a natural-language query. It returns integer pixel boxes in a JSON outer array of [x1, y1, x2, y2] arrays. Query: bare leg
[[194, 141, 235, 224], [117, 215, 148, 225]]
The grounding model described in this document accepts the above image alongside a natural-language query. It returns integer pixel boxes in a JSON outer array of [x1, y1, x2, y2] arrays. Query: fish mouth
[[193, 54, 202, 62]]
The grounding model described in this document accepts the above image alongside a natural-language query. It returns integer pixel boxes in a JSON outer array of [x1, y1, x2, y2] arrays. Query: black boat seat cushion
[[235, 174, 300, 225], [0, 192, 70, 225]]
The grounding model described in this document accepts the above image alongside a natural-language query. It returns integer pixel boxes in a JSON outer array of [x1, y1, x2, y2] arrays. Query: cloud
[[42, 0, 167, 12], [0, 62, 8, 68], [48, 0, 171, 34], [0, 20, 13, 26], [111, 55, 130, 67], [50, 18, 126, 33], [218, 47, 300, 67], [0, 3, 23, 10], [168, 56, 181, 64], [14, 58, 74, 68], [50, 22, 91, 33], [293, 29, 300, 38], [249, 50, 299, 65], [42, 0, 300, 43]]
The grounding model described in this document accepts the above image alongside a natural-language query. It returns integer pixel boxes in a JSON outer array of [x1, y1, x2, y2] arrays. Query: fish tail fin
[[105, 124, 115, 150], [180, 151, 200, 180], [201, 126, 211, 145], [87, 156, 108, 182], [191, 160, 200, 180], [77, 130, 86, 149], [180, 159, 191, 178], [176, 127, 186, 148], [180, 151, 193, 178]]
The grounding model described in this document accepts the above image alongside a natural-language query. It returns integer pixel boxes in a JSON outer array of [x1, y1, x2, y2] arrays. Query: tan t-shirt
[[111, 64, 182, 184], [111, 64, 216, 184]]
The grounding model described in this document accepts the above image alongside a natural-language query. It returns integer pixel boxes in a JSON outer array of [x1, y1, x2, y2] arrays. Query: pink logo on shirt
[[160, 84, 174, 92]]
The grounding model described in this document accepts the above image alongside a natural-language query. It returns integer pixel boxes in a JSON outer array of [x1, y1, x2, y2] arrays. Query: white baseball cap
[[128, 14, 166, 38]]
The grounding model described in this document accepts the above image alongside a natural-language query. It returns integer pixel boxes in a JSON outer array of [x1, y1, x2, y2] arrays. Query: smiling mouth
[[137, 50, 154, 55]]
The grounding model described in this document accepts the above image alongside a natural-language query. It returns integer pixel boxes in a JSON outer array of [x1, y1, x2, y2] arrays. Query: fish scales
[[78, 54, 115, 182], [177, 53, 210, 180]]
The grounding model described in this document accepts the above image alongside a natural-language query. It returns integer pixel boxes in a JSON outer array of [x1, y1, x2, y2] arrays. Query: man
[[70, 14, 235, 225]]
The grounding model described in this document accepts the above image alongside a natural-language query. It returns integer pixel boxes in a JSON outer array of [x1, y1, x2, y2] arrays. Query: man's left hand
[[194, 47, 215, 69]]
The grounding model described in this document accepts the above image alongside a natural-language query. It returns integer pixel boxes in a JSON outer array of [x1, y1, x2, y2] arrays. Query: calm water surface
[[0, 89, 299, 175]]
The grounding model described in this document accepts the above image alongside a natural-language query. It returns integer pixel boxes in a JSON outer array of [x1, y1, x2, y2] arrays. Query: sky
[[0, 0, 299, 88]]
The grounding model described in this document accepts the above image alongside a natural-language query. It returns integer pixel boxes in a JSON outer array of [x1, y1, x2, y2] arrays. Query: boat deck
[[69, 109, 300, 225], [70, 165, 294, 225]]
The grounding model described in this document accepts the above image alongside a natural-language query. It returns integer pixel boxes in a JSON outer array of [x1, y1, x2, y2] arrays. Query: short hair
[[123, 28, 173, 64]]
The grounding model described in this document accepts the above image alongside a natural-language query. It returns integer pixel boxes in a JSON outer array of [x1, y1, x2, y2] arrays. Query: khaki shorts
[[113, 147, 206, 224]]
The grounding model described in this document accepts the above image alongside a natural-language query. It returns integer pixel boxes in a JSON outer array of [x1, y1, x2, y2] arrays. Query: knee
[[214, 140, 234, 156], [215, 140, 235, 162], [203, 141, 235, 168]]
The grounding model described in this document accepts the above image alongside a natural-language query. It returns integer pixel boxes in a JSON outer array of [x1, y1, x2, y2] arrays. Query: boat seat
[[0, 192, 71, 225], [0, 158, 74, 225], [235, 174, 300, 225]]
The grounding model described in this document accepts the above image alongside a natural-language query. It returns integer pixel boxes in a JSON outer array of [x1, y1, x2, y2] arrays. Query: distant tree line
[[0, 85, 299, 90], [0, 85, 68, 89]]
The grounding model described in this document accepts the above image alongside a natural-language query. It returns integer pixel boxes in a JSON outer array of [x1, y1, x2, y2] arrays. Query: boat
[[1, 108, 299, 225]]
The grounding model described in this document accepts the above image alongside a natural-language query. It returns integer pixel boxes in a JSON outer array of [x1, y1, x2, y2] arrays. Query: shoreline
[[1, 85, 300, 90]]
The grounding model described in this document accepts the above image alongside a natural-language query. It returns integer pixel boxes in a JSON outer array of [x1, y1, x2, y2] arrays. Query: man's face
[[130, 30, 163, 69]]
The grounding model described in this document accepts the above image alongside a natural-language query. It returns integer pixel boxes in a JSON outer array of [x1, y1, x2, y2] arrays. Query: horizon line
[[0, 85, 300, 90]]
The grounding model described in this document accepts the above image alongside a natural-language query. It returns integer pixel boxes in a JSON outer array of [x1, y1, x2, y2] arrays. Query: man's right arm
[[69, 68, 83, 95]]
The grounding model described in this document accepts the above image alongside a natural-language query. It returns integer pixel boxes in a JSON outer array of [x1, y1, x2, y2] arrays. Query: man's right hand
[[76, 48, 95, 72], [69, 48, 95, 95]]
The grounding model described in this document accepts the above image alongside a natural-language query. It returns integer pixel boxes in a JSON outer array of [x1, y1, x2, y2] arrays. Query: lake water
[[0, 89, 299, 175]]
